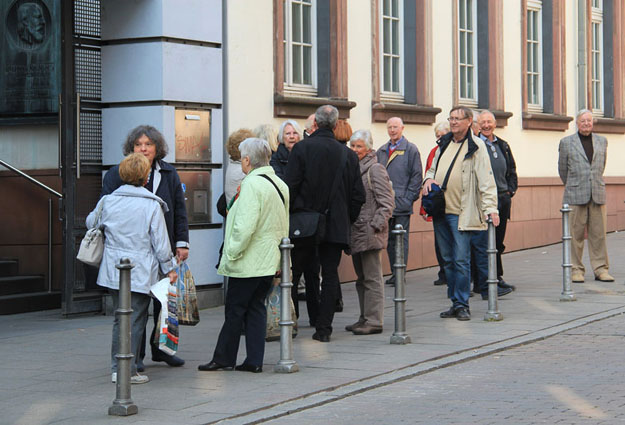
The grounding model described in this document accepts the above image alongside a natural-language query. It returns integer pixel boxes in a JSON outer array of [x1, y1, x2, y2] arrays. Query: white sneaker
[[111, 372, 149, 384], [131, 373, 149, 384]]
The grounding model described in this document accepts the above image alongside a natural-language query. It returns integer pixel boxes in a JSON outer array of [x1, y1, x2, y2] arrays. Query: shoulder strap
[[260, 174, 285, 205], [326, 147, 348, 213], [441, 141, 465, 191], [94, 196, 106, 229]]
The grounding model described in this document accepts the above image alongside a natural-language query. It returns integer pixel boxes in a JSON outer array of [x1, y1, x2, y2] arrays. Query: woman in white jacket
[[87, 153, 177, 384]]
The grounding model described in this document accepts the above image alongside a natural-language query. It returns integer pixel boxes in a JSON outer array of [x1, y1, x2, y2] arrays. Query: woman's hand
[[176, 247, 189, 262], [167, 270, 178, 283]]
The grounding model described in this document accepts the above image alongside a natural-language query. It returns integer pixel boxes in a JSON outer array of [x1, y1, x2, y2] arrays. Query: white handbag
[[77, 198, 105, 267]]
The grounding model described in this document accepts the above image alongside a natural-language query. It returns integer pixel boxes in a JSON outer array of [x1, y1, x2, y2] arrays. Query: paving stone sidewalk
[[2, 232, 625, 425]]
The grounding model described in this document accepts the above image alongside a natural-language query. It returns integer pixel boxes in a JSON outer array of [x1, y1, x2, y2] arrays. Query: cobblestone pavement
[[267, 313, 625, 425]]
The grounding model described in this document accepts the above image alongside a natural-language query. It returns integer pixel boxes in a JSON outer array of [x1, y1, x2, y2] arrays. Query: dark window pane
[[303, 46, 312, 85], [292, 3, 301, 43], [293, 44, 302, 84], [303, 4, 311, 44]]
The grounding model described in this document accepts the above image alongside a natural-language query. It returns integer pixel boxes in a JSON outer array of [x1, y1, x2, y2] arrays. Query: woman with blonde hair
[[89, 153, 177, 384]]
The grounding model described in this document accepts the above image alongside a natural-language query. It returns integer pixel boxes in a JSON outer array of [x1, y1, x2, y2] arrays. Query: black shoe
[[433, 278, 447, 286], [456, 307, 471, 321], [498, 279, 516, 291], [152, 352, 185, 367], [481, 286, 513, 300], [385, 278, 395, 286], [198, 361, 233, 371], [235, 363, 263, 373], [312, 332, 330, 342], [439, 306, 457, 318], [335, 298, 344, 313]]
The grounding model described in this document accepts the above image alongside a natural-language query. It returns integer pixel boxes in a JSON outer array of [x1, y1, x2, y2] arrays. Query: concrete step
[[0, 291, 61, 315], [0, 259, 18, 277], [0, 275, 46, 296]]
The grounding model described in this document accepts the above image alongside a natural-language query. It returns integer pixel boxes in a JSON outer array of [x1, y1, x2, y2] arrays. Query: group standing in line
[[86, 104, 612, 379]]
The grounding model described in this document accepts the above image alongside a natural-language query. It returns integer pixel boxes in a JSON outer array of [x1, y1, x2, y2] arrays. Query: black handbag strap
[[439, 141, 465, 191], [325, 146, 348, 213], [260, 174, 285, 205]]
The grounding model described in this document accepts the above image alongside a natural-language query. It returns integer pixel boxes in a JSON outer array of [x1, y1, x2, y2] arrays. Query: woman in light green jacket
[[199, 138, 289, 373]]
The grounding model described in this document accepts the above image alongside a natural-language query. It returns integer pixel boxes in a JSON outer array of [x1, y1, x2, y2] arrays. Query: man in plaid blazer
[[558, 109, 613, 283]]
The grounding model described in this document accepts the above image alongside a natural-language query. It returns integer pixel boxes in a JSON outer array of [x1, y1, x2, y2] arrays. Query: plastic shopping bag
[[151, 277, 179, 355], [265, 276, 298, 342], [176, 261, 200, 326]]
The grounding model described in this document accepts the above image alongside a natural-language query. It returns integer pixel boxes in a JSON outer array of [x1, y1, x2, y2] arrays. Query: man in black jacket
[[476, 110, 518, 292], [285, 105, 365, 342]]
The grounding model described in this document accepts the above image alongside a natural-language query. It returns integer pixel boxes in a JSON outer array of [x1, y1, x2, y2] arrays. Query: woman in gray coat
[[347, 130, 395, 335], [87, 153, 177, 384]]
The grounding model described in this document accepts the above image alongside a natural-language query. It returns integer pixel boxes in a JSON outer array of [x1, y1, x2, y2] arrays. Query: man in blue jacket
[[377, 117, 423, 286]]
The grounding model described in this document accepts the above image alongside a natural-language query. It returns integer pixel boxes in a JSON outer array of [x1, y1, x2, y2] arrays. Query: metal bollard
[[274, 238, 299, 373], [109, 258, 138, 416], [560, 204, 577, 301], [484, 218, 503, 321], [390, 224, 411, 345]]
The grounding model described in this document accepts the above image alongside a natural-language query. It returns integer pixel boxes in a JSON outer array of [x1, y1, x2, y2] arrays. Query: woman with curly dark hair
[[101, 125, 189, 372]]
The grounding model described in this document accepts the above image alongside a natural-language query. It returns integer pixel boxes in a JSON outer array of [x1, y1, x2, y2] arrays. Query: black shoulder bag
[[422, 141, 464, 219], [289, 147, 348, 244]]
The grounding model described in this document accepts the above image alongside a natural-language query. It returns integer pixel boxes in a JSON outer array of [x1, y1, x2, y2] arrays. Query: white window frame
[[283, 0, 317, 96], [379, 0, 404, 102], [526, 0, 543, 112], [457, 0, 478, 106], [590, 2, 604, 115]]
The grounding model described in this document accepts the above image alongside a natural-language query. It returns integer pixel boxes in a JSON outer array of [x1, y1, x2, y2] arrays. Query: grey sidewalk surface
[[2, 232, 625, 425]]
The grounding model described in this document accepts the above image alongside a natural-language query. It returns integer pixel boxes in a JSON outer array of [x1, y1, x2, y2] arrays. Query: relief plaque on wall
[[0, 0, 60, 118]]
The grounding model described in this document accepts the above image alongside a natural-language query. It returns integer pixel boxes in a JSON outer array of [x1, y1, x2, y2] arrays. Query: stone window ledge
[[372, 102, 441, 125], [593, 118, 625, 134], [491, 110, 513, 128], [522, 112, 573, 131], [273, 94, 356, 119]]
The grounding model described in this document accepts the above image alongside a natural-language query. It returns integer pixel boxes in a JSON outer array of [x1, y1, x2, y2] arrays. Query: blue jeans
[[470, 230, 488, 295], [433, 214, 475, 309]]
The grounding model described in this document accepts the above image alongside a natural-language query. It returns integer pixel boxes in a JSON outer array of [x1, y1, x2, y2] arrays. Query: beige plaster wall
[[225, 0, 624, 179]]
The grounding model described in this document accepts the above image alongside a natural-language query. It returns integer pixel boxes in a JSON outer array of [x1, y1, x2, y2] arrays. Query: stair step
[[0, 275, 46, 296], [0, 259, 18, 277], [0, 291, 61, 315]]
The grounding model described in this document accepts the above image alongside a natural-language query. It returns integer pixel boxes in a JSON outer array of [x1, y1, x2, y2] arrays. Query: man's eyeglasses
[[448, 117, 469, 123]]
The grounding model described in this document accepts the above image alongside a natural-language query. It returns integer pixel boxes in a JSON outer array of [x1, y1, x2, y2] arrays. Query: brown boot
[[352, 324, 383, 335], [345, 320, 365, 332]]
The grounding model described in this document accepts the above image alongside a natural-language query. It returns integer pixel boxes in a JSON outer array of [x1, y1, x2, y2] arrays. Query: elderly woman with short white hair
[[347, 130, 395, 335], [270, 119, 303, 180], [199, 138, 289, 373]]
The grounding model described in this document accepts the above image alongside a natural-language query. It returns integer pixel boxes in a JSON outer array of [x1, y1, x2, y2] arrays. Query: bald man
[[377, 117, 422, 286]]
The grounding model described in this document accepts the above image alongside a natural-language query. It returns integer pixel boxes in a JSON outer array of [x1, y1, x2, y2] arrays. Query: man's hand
[[421, 179, 439, 196], [176, 247, 189, 262], [488, 213, 500, 227]]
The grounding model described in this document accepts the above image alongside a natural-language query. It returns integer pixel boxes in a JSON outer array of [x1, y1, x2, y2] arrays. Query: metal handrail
[[0, 158, 62, 293], [0, 159, 63, 199]]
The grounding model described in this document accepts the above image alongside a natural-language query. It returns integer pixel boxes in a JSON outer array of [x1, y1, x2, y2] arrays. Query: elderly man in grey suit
[[558, 109, 613, 283]]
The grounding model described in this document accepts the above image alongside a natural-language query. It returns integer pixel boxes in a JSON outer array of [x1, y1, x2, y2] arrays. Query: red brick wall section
[[338, 177, 625, 282]]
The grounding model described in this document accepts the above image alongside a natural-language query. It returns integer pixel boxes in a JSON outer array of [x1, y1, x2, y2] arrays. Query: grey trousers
[[352, 249, 385, 327], [110, 289, 151, 373]]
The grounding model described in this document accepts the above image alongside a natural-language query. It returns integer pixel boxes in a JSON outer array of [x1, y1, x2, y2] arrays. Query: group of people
[[87, 103, 613, 380]]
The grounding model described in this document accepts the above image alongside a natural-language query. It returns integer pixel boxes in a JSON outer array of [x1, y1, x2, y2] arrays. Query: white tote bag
[[76, 198, 105, 267]]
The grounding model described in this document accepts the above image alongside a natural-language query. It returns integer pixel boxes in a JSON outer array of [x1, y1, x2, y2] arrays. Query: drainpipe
[[221, 0, 229, 300], [577, 0, 587, 110]]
